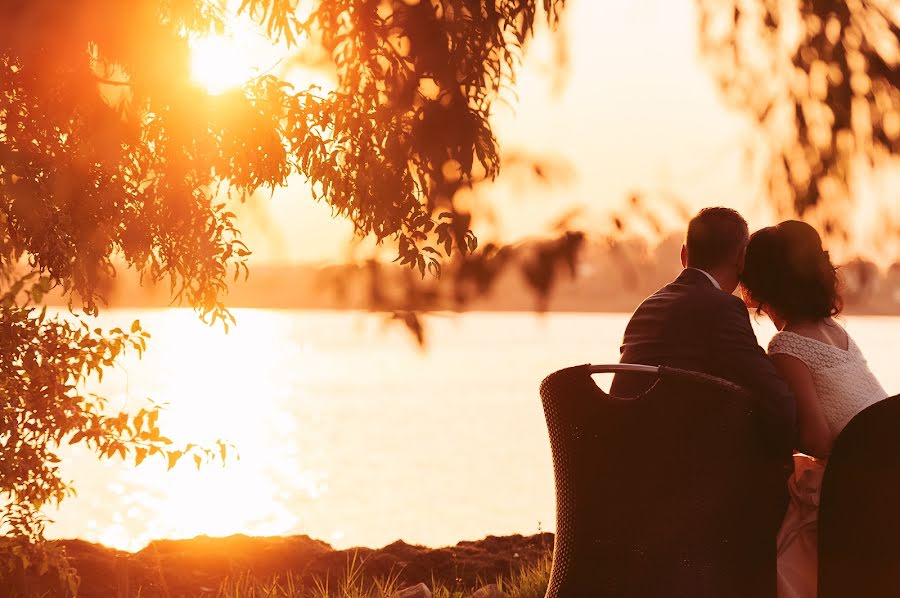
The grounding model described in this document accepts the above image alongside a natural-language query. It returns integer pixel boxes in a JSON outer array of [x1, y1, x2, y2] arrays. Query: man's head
[[680, 207, 749, 293]]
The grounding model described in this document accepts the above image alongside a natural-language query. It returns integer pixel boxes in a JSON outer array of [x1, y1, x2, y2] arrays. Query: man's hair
[[685, 207, 749, 271]]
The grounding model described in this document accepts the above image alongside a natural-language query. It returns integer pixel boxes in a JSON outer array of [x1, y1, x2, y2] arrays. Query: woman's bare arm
[[770, 353, 832, 458]]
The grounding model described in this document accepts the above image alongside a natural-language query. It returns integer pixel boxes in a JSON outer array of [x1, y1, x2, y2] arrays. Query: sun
[[190, 23, 281, 95], [191, 35, 254, 94]]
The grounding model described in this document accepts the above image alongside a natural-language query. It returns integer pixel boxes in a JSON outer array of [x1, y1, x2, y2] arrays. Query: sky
[[222, 0, 888, 265]]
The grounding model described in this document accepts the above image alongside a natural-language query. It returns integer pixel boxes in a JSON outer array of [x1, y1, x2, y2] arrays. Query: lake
[[43, 310, 900, 552]]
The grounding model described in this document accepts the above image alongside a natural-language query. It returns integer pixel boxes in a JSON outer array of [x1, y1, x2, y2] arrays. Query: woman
[[739, 220, 889, 598]]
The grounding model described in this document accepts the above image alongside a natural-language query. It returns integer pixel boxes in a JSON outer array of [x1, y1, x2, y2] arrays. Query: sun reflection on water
[[49, 309, 327, 551]]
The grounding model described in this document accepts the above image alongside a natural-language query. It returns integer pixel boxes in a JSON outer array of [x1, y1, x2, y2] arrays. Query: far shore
[[29, 238, 900, 317], [36, 302, 900, 318]]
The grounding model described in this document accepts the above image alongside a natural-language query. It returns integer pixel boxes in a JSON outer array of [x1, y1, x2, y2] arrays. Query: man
[[607, 207, 796, 597], [611, 206, 796, 445]]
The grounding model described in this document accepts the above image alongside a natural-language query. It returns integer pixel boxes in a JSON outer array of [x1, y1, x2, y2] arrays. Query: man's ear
[[681, 244, 687, 268]]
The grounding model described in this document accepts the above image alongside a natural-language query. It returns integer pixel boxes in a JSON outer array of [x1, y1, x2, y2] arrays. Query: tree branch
[[94, 76, 132, 87]]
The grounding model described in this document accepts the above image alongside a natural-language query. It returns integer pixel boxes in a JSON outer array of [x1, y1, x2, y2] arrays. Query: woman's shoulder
[[767, 331, 806, 357], [768, 323, 852, 370]]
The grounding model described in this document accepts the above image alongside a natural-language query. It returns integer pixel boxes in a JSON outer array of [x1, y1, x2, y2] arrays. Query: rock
[[468, 583, 509, 598], [391, 582, 433, 598]]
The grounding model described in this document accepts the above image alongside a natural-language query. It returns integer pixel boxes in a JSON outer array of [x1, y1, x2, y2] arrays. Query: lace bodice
[[768, 330, 888, 437]]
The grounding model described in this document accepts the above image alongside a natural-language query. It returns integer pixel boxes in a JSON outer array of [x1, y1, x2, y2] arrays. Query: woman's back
[[768, 325, 888, 437]]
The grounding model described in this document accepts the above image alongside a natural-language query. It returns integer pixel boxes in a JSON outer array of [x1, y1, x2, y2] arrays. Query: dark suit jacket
[[611, 268, 797, 452]]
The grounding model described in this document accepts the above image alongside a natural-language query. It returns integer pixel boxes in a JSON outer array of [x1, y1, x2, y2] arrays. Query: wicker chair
[[540, 364, 790, 598], [818, 394, 900, 598]]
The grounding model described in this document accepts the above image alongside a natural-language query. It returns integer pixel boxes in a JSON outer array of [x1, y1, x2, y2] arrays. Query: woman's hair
[[740, 220, 843, 322]]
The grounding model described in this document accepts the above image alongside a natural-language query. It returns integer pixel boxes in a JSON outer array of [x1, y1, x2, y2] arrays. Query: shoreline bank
[[21, 533, 553, 597]]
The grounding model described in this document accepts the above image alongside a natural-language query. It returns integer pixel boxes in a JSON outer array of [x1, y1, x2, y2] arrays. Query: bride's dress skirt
[[777, 454, 826, 598]]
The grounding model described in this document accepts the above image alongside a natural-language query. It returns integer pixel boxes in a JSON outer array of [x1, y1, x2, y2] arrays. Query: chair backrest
[[540, 364, 789, 598], [818, 394, 900, 597]]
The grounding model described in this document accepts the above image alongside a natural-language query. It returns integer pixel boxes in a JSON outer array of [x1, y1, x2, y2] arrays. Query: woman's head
[[740, 220, 842, 323]]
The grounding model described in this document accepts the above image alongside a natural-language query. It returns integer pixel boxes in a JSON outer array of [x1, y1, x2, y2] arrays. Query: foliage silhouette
[[697, 0, 899, 235]]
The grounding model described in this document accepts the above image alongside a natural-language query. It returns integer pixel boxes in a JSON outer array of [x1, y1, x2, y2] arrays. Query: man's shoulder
[[641, 278, 744, 314]]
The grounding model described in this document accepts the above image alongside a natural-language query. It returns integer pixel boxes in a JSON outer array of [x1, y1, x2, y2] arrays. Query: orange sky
[[221, 0, 896, 265]]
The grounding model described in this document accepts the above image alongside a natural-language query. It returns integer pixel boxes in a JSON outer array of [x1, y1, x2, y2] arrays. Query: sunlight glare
[[49, 309, 330, 551], [190, 22, 281, 94]]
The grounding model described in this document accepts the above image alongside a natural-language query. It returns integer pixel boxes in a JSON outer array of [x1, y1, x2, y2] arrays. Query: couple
[[611, 207, 889, 598]]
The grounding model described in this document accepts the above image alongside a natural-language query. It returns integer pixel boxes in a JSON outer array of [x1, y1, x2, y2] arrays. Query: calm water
[[44, 310, 900, 551]]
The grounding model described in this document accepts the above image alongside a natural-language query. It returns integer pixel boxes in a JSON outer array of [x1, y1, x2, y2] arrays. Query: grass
[[213, 551, 551, 598], [7, 546, 552, 598]]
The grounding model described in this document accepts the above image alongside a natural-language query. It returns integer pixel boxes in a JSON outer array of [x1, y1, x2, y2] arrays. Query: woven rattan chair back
[[540, 364, 788, 598]]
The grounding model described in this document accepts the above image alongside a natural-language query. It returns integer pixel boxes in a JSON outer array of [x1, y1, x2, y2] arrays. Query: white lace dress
[[769, 330, 889, 598]]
